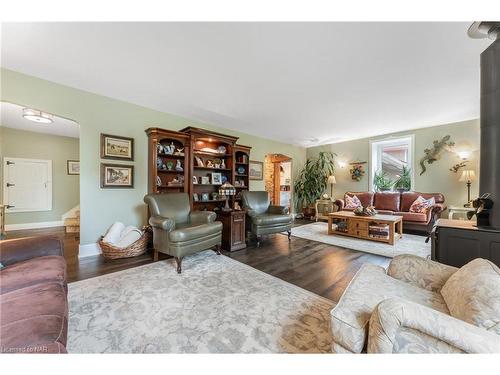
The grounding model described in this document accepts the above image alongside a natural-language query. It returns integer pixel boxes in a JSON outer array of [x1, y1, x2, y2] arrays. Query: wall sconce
[[338, 161, 347, 168], [457, 150, 471, 160]]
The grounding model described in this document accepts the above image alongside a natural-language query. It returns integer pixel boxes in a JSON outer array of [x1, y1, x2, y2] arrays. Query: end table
[[315, 199, 337, 221], [217, 210, 247, 252]]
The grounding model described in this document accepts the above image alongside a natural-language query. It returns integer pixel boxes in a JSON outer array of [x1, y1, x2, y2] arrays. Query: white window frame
[[3, 157, 53, 213], [369, 135, 415, 192]]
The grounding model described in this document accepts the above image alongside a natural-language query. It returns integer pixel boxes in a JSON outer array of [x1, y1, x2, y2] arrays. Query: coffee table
[[327, 211, 403, 245]]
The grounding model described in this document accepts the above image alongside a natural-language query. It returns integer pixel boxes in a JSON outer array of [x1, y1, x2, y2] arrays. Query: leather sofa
[[330, 255, 500, 353], [241, 191, 292, 246], [144, 192, 223, 273], [334, 191, 446, 234], [0, 236, 68, 353]]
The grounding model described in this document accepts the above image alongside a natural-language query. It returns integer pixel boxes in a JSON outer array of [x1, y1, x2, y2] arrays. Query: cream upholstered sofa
[[330, 255, 500, 353]]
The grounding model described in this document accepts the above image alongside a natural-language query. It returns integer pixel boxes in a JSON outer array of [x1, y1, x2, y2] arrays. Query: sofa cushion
[[169, 221, 223, 242], [376, 210, 394, 215], [330, 264, 448, 353], [0, 255, 66, 295], [441, 258, 500, 334], [395, 211, 429, 223], [345, 195, 362, 209], [345, 192, 374, 208], [252, 213, 292, 226], [0, 282, 68, 352], [374, 192, 401, 212], [401, 192, 445, 212]]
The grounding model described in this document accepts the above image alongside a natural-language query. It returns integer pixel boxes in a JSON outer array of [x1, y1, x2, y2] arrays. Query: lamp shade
[[327, 175, 337, 184], [219, 182, 236, 196], [459, 170, 477, 182]]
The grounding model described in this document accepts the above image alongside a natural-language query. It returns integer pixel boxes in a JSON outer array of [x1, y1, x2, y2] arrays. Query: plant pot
[[302, 206, 316, 219], [379, 188, 392, 192], [396, 188, 410, 193]]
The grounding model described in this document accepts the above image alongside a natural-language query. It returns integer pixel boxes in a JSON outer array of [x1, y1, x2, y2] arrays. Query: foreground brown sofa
[[0, 236, 68, 353], [334, 191, 446, 235]]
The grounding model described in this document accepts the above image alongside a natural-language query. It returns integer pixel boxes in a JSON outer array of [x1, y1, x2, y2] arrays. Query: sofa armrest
[[387, 254, 458, 292], [189, 211, 216, 225], [368, 298, 500, 353], [246, 209, 258, 218], [334, 199, 345, 210], [268, 205, 289, 215], [149, 215, 175, 231], [432, 203, 446, 216], [0, 236, 63, 266]]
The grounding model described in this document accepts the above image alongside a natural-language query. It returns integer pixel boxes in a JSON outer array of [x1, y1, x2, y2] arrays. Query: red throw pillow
[[345, 195, 362, 209]]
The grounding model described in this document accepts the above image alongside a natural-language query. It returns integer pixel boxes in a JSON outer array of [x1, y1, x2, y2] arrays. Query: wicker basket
[[99, 228, 151, 260]]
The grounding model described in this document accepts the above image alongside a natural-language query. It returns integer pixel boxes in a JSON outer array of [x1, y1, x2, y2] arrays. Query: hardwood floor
[[4, 220, 391, 302]]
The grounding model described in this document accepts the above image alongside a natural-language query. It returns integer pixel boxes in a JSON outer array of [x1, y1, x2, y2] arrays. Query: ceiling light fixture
[[22, 108, 53, 124]]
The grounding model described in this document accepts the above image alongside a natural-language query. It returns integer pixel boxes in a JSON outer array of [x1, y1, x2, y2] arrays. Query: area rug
[[67, 250, 335, 353], [292, 222, 430, 258]]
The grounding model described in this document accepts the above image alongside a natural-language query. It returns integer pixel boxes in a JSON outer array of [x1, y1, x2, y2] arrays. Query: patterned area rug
[[292, 222, 430, 258], [68, 250, 335, 353]]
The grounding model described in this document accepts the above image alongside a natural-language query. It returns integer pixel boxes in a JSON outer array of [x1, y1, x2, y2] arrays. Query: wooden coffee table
[[327, 211, 403, 245]]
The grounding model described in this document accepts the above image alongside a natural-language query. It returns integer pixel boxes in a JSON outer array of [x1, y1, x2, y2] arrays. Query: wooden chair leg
[[213, 244, 221, 255], [153, 249, 159, 262], [256, 236, 261, 247], [287, 230, 292, 241], [174, 256, 183, 274]]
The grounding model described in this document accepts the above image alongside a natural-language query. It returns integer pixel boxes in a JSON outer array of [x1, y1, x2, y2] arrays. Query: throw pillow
[[345, 195, 362, 209], [409, 196, 435, 213], [441, 258, 500, 334]]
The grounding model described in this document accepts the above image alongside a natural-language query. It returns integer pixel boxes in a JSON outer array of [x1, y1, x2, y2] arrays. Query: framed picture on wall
[[100, 163, 134, 188], [67, 160, 80, 175], [101, 133, 134, 161], [249, 160, 264, 180]]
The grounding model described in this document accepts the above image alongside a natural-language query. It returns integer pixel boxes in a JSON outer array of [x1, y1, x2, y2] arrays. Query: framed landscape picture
[[100, 163, 134, 188], [249, 160, 263, 180], [101, 133, 134, 161], [67, 160, 80, 175]]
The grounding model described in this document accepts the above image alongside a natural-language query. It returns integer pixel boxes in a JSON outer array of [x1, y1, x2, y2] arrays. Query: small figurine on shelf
[[214, 158, 221, 169], [161, 163, 167, 170], [206, 160, 214, 168], [156, 176, 162, 187], [157, 144, 164, 154], [175, 147, 184, 156], [166, 161, 174, 170], [221, 159, 226, 169], [166, 142, 176, 155], [211, 192, 219, 201], [234, 201, 241, 210], [156, 158, 162, 169], [175, 160, 183, 171]]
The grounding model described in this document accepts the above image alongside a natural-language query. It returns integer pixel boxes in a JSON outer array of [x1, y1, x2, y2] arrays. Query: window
[[369, 135, 414, 191]]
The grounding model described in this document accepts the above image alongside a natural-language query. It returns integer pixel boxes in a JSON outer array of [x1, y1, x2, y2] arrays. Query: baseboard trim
[[79, 243, 101, 258], [5, 220, 64, 231]]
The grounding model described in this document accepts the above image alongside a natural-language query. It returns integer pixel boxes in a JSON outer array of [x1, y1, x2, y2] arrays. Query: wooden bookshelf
[[146, 128, 190, 194], [233, 144, 251, 202]]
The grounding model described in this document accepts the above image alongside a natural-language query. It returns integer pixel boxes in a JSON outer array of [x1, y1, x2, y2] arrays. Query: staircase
[[64, 209, 80, 234]]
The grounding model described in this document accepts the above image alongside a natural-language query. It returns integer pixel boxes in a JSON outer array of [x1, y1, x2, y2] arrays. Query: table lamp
[[459, 169, 477, 204], [327, 175, 337, 199], [219, 182, 236, 211]]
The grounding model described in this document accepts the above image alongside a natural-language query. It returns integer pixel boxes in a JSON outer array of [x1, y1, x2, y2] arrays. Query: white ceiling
[[0, 101, 79, 138], [0, 22, 492, 147]]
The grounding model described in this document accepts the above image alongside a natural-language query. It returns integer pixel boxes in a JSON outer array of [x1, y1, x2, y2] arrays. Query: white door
[[3, 157, 52, 213]]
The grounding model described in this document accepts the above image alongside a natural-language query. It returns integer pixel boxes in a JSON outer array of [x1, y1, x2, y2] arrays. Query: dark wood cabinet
[[217, 210, 246, 252], [432, 219, 500, 267]]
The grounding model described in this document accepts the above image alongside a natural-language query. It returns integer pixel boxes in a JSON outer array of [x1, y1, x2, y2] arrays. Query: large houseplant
[[393, 166, 412, 192], [294, 151, 336, 218], [373, 170, 393, 191]]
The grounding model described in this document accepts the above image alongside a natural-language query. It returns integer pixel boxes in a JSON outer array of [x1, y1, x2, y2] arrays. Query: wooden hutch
[[145, 126, 251, 211]]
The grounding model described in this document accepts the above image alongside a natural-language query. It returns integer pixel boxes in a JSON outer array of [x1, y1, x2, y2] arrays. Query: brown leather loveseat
[[334, 191, 446, 234], [0, 236, 68, 353]]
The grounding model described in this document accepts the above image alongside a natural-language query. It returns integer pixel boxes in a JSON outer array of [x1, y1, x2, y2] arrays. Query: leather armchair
[[241, 191, 293, 246], [144, 193, 223, 273]]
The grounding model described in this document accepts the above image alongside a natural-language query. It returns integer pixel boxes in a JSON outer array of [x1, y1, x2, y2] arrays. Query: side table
[[447, 205, 474, 220], [217, 210, 247, 252], [315, 199, 337, 221]]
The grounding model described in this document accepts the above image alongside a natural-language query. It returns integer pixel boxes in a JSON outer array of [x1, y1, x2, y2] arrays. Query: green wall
[[1, 68, 306, 245], [0, 127, 80, 225], [307, 119, 480, 210]]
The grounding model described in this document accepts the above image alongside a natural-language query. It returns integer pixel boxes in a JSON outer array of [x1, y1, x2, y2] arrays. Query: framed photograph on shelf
[[193, 193, 199, 202], [201, 193, 209, 202], [100, 163, 134, 189], [100, 134, 134, 161], [67, 160, 80, 175], [249, 160, 264, 180], [211, 172, 222, 185], [201, 176, 210, 185]]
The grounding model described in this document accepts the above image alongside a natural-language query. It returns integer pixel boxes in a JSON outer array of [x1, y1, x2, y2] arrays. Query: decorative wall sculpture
[[419, 135, 455, 175]]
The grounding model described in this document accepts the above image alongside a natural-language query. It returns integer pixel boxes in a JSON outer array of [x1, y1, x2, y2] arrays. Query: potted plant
[[294, 151, 336, 219], [373, 170, 393, 192], [393, 166, 412, 192]]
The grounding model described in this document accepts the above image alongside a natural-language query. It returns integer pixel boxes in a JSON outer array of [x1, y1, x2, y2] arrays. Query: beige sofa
[[330, 255, 500, 353]]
